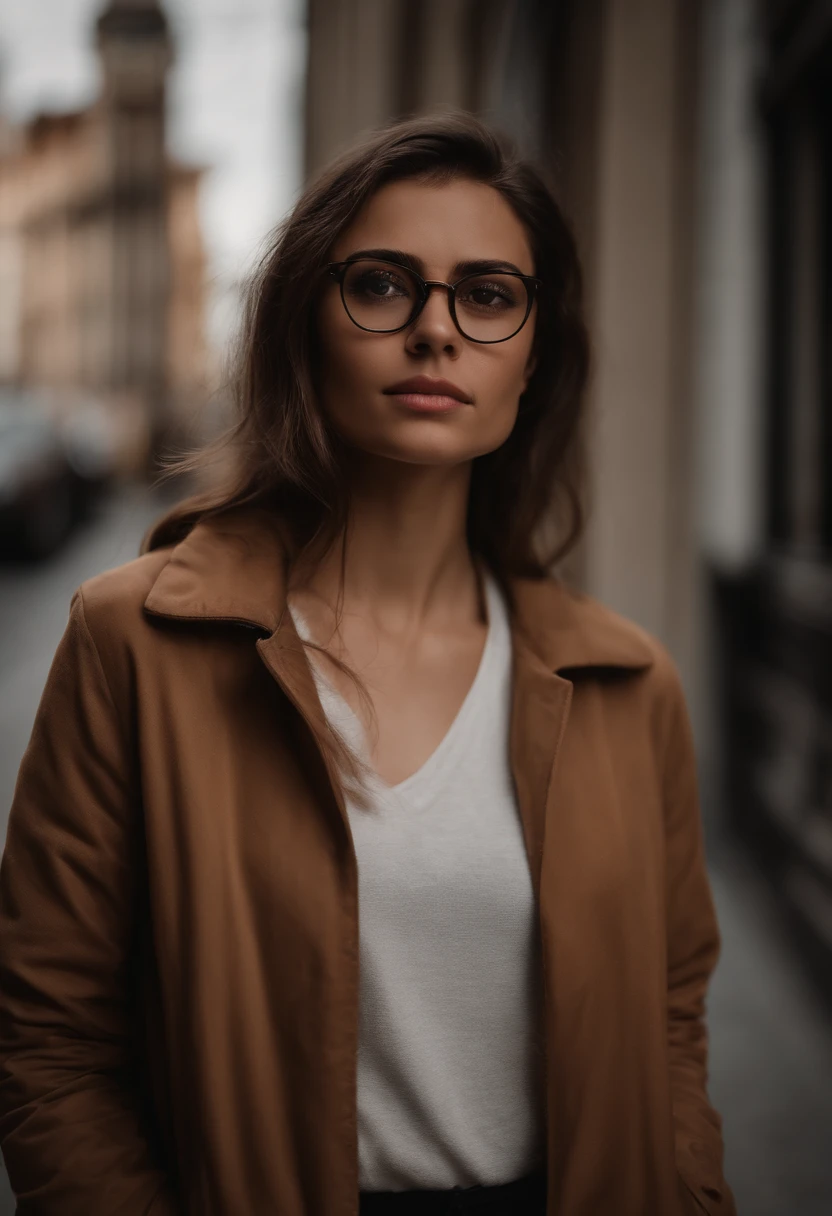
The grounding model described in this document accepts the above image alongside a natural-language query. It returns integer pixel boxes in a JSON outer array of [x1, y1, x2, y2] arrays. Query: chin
[[336, 417, 514, 467], [366, 437, 478, 466]]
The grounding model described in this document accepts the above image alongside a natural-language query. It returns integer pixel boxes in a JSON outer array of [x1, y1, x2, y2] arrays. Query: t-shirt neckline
[[288, 569, 504, 800]]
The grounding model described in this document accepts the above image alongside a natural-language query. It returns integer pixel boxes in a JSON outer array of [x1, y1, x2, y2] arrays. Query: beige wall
[[571, 1, 702, 680], [304, 0, 509, 178], [167, 166, 210, 424], [304, 0, 404, 174]]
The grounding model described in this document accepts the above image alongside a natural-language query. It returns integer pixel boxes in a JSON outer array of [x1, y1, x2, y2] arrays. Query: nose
[[404, 283, 461, 356]]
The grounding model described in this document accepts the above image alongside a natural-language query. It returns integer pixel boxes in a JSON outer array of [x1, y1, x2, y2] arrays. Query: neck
[[290, 453, 483, 635]]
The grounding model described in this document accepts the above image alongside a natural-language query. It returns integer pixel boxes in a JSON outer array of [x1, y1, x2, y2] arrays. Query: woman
[[0, 112, 735, 1216]]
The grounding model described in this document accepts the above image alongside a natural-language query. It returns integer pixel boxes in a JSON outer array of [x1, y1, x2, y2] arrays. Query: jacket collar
[[143, 505, 655, 674]]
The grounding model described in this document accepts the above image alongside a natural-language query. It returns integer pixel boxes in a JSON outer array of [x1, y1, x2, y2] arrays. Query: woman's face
[[316, 176, 538, 468]]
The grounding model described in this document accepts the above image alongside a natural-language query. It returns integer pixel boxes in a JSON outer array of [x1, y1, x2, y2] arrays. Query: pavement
[[0, 483, 830, 1214]]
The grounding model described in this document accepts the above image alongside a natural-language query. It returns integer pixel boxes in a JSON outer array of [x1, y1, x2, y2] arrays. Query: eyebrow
[[341, 247, 530, 278]]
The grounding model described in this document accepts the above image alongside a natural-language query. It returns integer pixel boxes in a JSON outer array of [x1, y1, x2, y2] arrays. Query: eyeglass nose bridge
[[408, 278, 461, 332]]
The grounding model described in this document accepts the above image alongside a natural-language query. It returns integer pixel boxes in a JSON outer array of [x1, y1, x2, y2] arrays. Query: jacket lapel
[[142, 505, 288, 633], [255, 623, 351, 823], [143, 506, 352, 824], [506, 576, 656, 1198], [508, 636, 573, 908], [506, 576, 655, 907]]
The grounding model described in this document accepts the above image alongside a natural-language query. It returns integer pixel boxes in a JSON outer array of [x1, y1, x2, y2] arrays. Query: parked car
[[0, 392, 78, 559], [59, 397, 121, 513]]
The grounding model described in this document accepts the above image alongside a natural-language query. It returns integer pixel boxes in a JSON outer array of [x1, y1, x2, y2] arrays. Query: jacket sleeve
[[0, 587, 179, 1215], [660, 659, 737, 1216]]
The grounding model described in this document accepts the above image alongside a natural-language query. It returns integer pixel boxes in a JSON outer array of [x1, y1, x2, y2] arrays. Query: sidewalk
[[707, 840, 832, 1215]]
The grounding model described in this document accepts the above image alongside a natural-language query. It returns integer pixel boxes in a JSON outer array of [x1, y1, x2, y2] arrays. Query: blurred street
[[706, 846, 832, 1214], [1, 0, 830, 1210], [0, 483, 831, 1215], [0, 482, 179, 833]]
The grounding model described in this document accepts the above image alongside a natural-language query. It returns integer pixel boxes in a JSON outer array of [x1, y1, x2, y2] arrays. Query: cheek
[[316, 296, 389, 399], [475, 341, 534, 420]]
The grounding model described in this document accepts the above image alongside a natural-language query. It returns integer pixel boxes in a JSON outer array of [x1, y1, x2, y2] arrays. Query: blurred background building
[[711, 0, 832, 1013], [1, 1, 832, 1214], [0, 0, 209, 473]]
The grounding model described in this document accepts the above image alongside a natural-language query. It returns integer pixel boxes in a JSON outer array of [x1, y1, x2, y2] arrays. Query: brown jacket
[[0, 505, 736, 1216]]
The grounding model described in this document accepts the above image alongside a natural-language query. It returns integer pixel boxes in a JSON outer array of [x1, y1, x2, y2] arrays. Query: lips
[[383, 376, 473, 404]]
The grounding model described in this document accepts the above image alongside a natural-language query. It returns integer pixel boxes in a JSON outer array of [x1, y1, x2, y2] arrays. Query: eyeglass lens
[[340, 259, 530, 342]]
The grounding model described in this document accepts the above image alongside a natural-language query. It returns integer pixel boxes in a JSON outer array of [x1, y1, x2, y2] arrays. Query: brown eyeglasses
[[326, 257, 541, 344]]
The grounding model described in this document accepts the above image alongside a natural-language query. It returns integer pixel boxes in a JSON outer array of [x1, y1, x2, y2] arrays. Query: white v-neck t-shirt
[[288, 571, 546, 1191]]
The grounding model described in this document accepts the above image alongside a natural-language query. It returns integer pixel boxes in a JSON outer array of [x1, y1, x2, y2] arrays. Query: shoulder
[[575, 590, 684, 693], [522, 575, 692, 752], [554, 587, 697, 783], [513, 574, 685, 695], [71, 546, 176, 652]]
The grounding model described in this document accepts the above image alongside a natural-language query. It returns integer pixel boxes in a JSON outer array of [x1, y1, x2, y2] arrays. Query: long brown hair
[[140, 110, 590, 793]]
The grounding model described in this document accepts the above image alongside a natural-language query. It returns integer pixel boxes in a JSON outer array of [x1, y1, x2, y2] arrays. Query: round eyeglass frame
[[325, 258, 542, 345]]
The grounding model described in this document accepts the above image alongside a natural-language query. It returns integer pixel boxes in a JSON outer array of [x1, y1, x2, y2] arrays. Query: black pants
[[358, 1168, 547, 1214]]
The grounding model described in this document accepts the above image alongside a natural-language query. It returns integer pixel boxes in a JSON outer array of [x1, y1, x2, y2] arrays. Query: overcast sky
[[0, 0, 306, 351]]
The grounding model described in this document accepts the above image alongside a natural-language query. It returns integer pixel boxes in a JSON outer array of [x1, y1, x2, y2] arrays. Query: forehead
[[331, 177, 535, 275]]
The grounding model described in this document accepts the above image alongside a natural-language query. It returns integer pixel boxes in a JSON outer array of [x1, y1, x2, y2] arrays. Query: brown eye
[[339, 260, 419, 331], [453, 273, 528, 341], [349, 269, 409, 301], [462, 280, 519, 310]]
